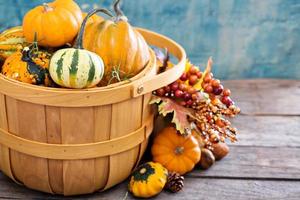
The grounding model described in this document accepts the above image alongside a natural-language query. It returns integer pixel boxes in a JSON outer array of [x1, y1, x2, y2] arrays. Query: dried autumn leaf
[[149, 95, 163, 104], [154, 48, 170, 73], [150, 96, 195, 135], [154, 48, 166, 64], [193, 57, 213, 91], [184, 59, 193, 72]]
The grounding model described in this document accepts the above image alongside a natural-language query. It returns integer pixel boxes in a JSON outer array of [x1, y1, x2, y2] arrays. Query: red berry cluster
[[153, 57, 240, 148], [154, 66, 202, 107], [202, 73, 234, 107]]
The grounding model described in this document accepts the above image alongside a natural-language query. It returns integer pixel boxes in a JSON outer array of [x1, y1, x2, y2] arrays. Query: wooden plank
[[189, 146, 300, 180], [134, 93, 153, 169], [0, 94, 17, 182], [60, 107, 95, 195], [104, 97, 143, 189], [46, 106, 63, 194], [151, 178, 300, 200], [6, 97, 23, 184], [223, 79, 300, 115], [94, 105, 111, 191], [147, 115, 300, 148], [0, 173, 300, 200], [231, 115, 300, 147], [16, 101, 52, 193]]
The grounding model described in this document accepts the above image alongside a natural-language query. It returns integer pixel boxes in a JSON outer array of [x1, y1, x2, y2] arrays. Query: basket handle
[[133, 28, 187, 97]]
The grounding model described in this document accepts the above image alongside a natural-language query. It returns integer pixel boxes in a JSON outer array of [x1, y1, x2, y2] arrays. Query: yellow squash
[[129, 162, 168, 198]]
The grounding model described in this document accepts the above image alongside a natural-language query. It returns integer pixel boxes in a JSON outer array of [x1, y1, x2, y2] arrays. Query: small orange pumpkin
[[22, 0, 83, 47], [151, 126, 201, 175], [82, 0, 150, 84]]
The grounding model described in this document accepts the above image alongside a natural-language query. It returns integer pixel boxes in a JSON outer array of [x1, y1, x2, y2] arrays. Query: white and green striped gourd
[[49, 9, 108, 89]]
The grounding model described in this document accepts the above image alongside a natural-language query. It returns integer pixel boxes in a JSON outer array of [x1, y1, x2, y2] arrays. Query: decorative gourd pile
[[0, 0, 241, 199], [128, 51, 240, 198], [0, 0, 150, 88]]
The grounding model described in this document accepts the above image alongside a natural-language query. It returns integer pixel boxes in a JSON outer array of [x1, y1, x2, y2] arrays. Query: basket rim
[[0, 28, 186, 107], [0, 49, 155, 93]]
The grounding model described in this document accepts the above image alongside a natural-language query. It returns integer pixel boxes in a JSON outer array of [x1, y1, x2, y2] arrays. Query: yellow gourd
[[128, 162, 168, 198]]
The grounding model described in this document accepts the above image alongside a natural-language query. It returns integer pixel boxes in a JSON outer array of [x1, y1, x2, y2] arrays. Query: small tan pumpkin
[[82, 0, 150, 84]]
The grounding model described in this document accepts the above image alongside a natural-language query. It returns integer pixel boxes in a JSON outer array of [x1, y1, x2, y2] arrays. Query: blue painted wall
[[0, 0, 299, 79]]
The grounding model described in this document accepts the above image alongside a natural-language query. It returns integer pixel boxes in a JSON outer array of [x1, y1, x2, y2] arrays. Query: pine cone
[[165, 171, 184, 193]]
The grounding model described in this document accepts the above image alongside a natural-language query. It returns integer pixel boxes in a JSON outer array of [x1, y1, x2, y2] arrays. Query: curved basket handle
[[132, 28, 187, 97]]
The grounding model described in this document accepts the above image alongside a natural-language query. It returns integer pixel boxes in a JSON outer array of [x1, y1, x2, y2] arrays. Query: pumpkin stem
[[113, 0, 128, 21], [74, 8, 114, 49], [30, 32, 39, 55], [43, 3, 53, 12], [107, 66, 122, 85], [175, 146, 184, 155], [21, 47, 32, 62]]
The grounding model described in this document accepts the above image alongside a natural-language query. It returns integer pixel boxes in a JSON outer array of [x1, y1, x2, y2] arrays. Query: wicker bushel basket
[[0, 28, 186, 195]]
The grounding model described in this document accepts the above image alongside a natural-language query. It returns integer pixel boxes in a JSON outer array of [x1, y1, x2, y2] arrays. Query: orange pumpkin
[[82, 0, 150, 84], [22, 0, 83, 47], [151, 126, 201, 175]]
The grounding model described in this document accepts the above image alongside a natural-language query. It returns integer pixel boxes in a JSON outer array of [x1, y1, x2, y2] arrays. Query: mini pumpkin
[[22, 0, 83, 47], [49, 12, 104, 89], [82, 0, 150, 84], [129, 162, 168, 198], [2, 46, 52, 86], [152, 126, 201, 175], [0, 26, 27, 60]]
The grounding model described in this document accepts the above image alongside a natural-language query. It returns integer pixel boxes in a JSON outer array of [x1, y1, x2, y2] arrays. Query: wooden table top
[[0, 79, 300, 200]]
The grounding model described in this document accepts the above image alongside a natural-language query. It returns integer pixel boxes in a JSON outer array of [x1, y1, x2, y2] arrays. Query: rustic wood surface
[[0, 79, 299, 199]]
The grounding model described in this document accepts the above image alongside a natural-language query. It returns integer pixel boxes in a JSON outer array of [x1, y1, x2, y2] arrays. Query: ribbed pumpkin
[[1, 46, 52, 86], [82, 0, 150, 84], [49, 11, 104, 89], [0, 26, 27, 60], [152, 126, 201, 175], [22, 0, 83, 47], [129, 162, 168, 198]]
